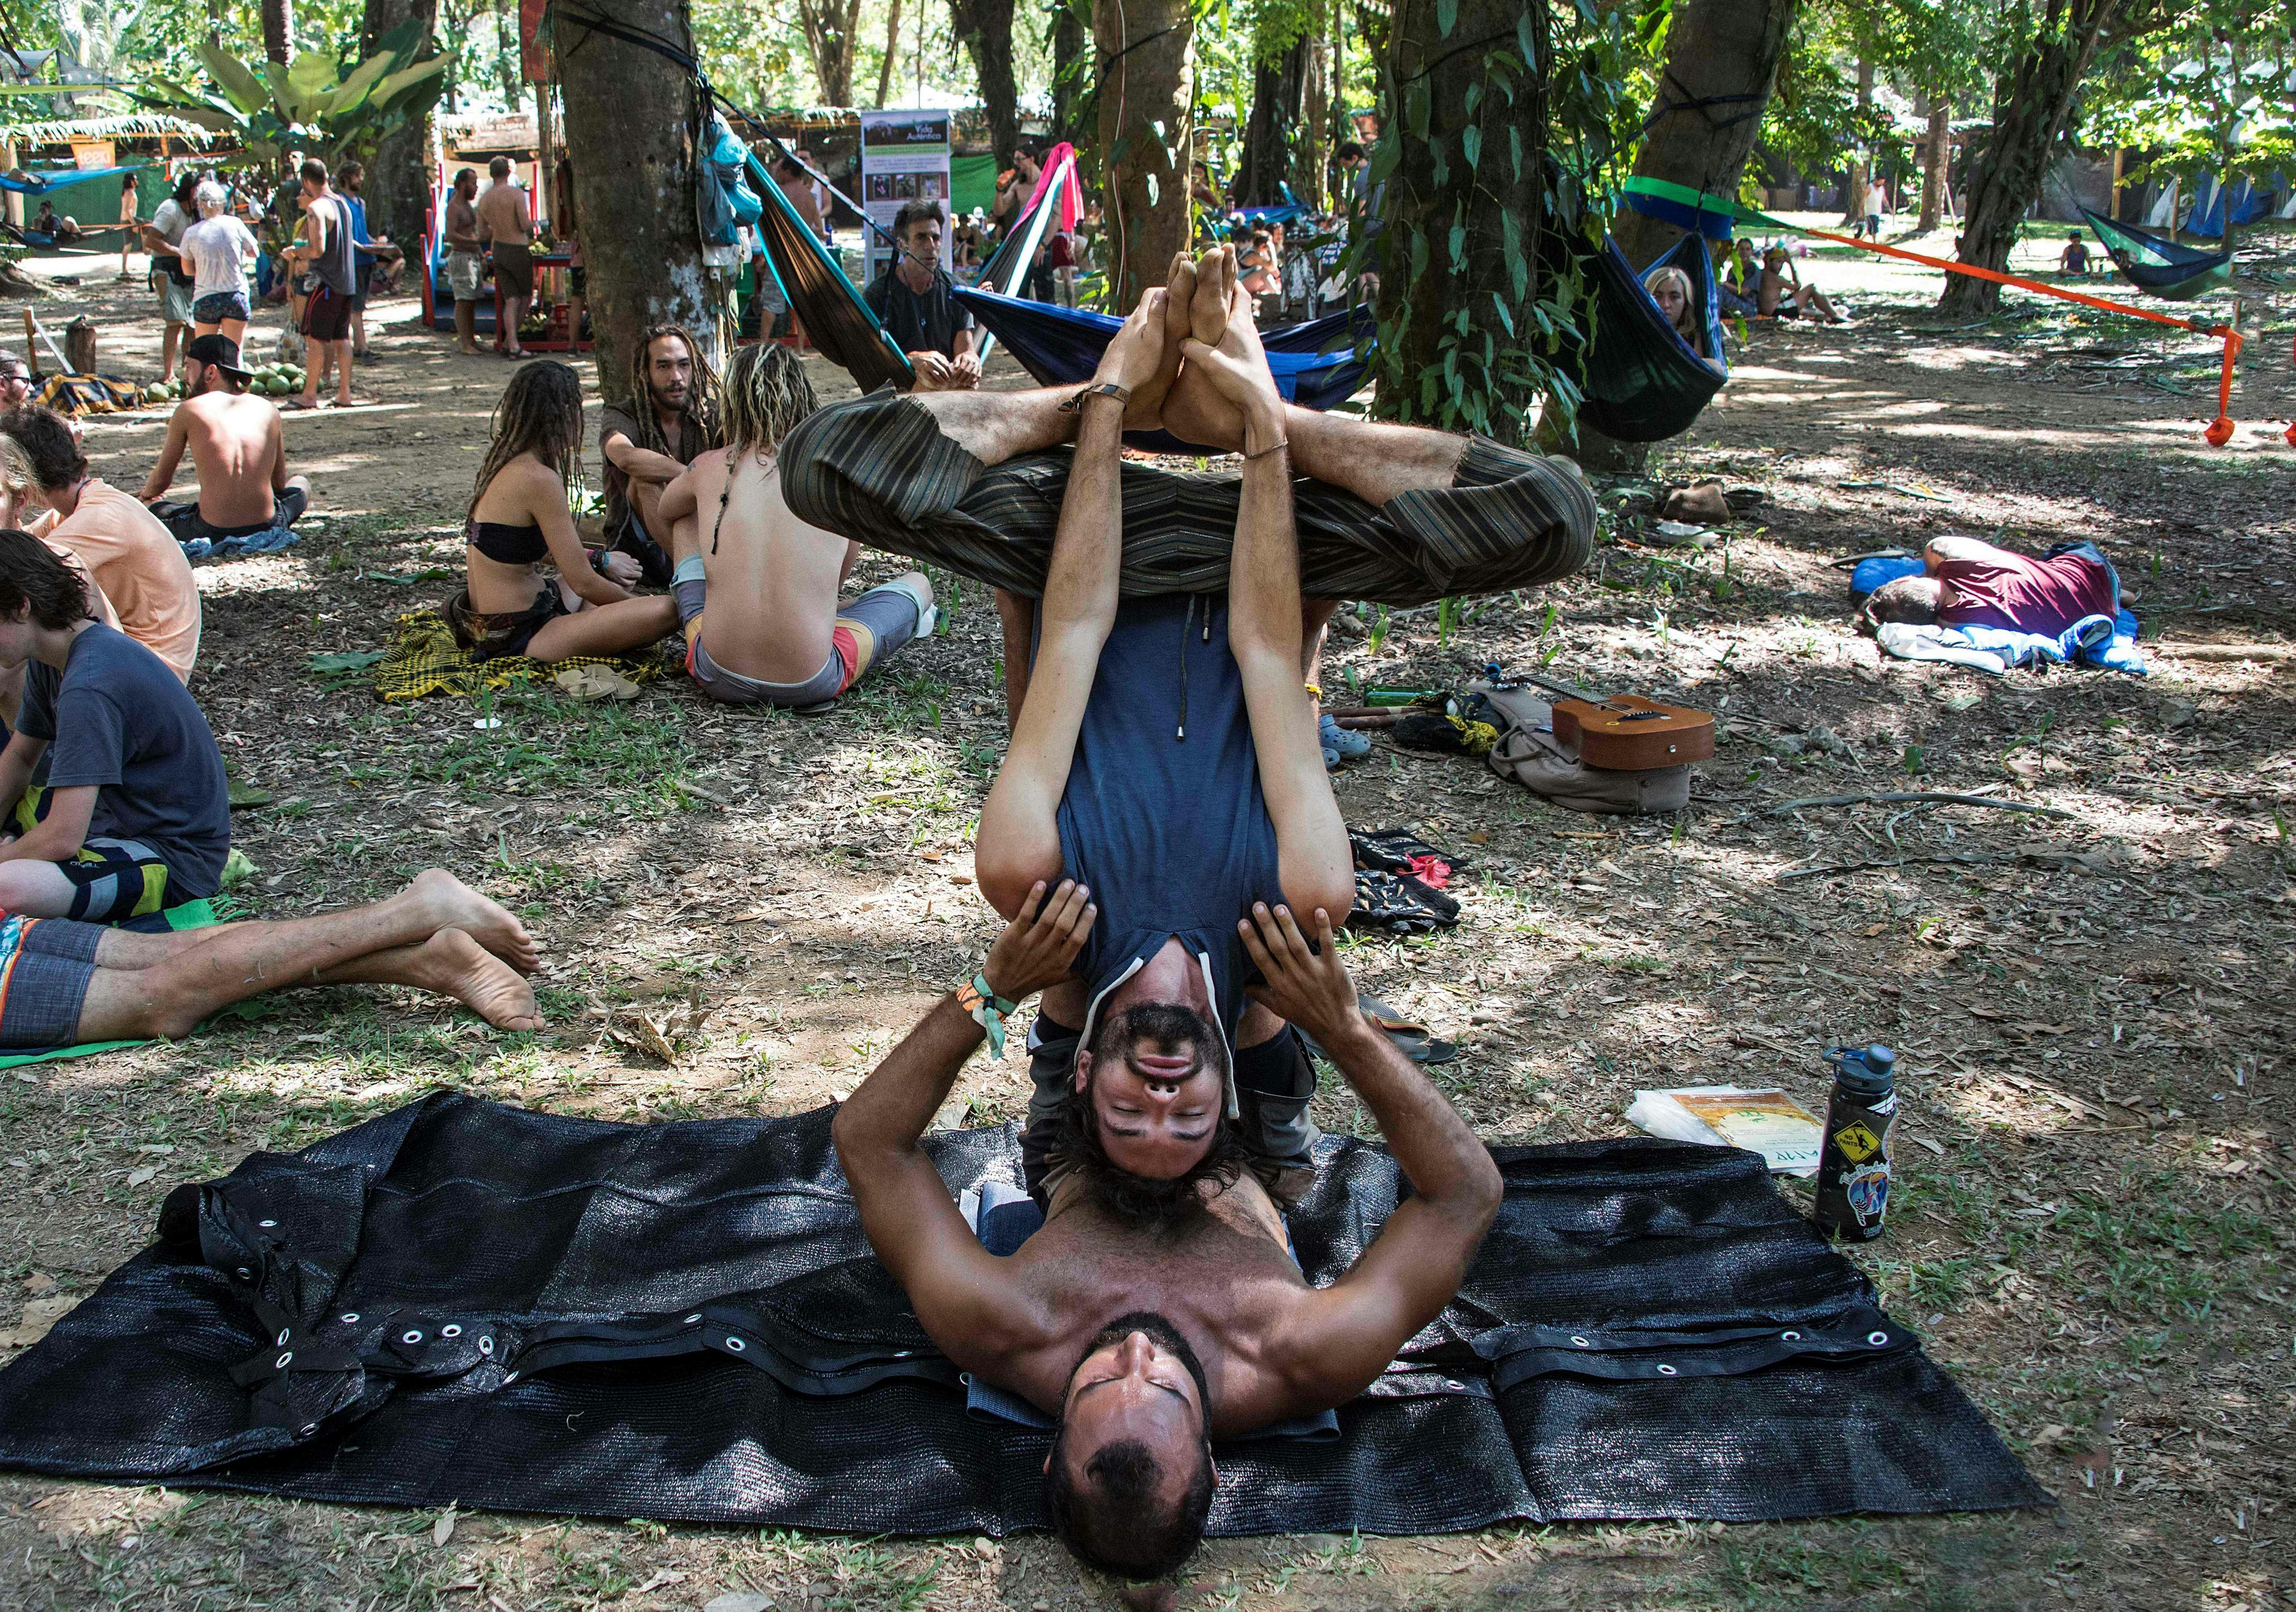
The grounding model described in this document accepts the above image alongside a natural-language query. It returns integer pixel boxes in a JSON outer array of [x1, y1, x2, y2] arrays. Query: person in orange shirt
[[0, 405, 200, 683]]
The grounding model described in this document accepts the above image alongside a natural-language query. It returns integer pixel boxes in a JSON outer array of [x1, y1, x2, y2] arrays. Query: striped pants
[[778, 390, 1597, 606]]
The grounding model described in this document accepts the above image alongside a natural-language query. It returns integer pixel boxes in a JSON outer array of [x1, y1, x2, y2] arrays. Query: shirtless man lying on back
[[658, 343, 934, 710], [138, 335, 311, 547]]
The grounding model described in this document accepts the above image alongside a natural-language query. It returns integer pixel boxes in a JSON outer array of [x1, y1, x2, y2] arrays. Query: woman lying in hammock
[[1645, 265, 1726, 374], [447, 362, 679, 662]]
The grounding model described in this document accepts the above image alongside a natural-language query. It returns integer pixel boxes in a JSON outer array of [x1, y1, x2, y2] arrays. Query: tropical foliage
[[141, 20, 447, 167]]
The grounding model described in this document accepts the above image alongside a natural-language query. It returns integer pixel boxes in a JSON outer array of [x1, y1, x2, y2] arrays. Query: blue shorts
[[193, 291, 250, 325], [0, 915, 102, 1049]]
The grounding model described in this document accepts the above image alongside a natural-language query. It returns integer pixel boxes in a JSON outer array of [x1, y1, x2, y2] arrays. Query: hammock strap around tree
[[1625, 177, 2249, 446]]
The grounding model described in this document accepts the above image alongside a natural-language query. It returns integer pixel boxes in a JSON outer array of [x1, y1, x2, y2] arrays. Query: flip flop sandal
[[1299, 991, 1460, 1066], [1351, 827, 1465, 886]]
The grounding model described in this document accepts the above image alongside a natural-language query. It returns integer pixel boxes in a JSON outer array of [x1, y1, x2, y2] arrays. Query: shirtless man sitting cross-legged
[[831, 279, 1510, 1583], [658, 343, 935, 710], [139, 335, 312, 549]]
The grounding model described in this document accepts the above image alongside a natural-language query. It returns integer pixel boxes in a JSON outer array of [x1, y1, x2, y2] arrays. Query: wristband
[[588, 547, 611, 574], [956, 972, 1019, 1057]]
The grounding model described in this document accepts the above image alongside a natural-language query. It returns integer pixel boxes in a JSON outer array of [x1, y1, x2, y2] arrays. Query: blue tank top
[[1053, 594, 1283, 1107]]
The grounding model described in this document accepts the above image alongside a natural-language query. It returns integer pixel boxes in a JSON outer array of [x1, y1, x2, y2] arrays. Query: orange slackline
[[1799, 228, 2246, 445]]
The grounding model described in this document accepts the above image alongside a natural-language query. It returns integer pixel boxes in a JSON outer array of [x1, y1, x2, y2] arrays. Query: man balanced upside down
[[828, 264, 1578, 1581]]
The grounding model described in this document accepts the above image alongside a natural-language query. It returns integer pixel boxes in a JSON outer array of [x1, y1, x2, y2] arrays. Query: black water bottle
[[1813, 1044, 1897, 1241]]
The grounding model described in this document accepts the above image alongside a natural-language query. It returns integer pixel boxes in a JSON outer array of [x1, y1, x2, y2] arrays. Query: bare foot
[[408, 868, 544, 974], [1159, 361, 1247, 453], [1189, 245, 1234, 349], [1123, 280, 1190, 433], [407, 929, 543, 1031], [1165, 249, 1197, 323]]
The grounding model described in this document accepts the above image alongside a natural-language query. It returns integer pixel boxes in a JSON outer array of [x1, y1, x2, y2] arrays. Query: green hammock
[[2077, 207, 2232, 300]]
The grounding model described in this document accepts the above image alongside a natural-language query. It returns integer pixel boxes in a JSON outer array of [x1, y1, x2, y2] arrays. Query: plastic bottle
[[1812, 1043, 1897, 1240]]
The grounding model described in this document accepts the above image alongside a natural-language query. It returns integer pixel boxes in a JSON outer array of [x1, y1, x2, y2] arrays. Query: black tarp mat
[[0, 1092, 2044, 1534]]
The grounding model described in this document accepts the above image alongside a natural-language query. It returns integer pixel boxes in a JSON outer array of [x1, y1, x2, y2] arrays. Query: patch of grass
[[382, 688, 700, 807]]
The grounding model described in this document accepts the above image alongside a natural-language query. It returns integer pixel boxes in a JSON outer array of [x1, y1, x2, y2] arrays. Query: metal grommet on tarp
[[340, 1312, 359, 1324], [258, 1219, 277, 1229], [724, 1335, 747, 1353], [274, 1351, 293, 1369], [441, 1324, 463, 1339], [1868, 1331, 1889, 1347], [1656, 1363, 1678, 1376], [402, 1329, 423, 1345], [275, 1328, 291, 1347], [479, 1336, 494, 1356]]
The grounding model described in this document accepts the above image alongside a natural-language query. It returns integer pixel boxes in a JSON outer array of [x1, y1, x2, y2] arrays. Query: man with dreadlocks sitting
[[448, 361, 679, 662], [655, 344, 935, 709], [599, 325, 722, 588], [828, 267, 1516, 1586]]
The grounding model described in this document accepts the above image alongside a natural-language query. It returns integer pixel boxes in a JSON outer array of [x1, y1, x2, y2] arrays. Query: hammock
[[951, 288, 1373, 453], [1622, 176, 2251, 445], [0, 166, 132, 197], [2078, 208, 2231, 300], [744, 144, 915, 393], [1570, 233, 1728, 444]]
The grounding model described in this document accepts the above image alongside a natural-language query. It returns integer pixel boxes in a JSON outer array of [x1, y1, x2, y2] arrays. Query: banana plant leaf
[[326, 53, 396, 117], [195, 42, 271, 118]]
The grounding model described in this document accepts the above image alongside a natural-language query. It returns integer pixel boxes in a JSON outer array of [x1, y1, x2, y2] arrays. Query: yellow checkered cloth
[[374, 611, 671, 703]]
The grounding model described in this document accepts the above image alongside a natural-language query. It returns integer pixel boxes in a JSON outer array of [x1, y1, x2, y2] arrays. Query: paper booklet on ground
[[1626, 1085, 1825, 1176]]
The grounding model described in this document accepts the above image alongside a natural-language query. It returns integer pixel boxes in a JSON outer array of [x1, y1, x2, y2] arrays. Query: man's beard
[[651, 378, 688, 415], [1073, 1311, 1211, 1411], [1051, 1063, 1250, 1239]]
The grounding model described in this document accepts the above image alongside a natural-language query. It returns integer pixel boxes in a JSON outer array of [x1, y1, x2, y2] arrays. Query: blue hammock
[[2078, 208, 2231, 298], [0, 166, 132, 197], [951, 288, 1373, 453], [1567, 232, 1729, 444]]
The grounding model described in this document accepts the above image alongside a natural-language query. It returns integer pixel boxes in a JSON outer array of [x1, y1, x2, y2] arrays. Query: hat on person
[[182, 334, 253, 381]]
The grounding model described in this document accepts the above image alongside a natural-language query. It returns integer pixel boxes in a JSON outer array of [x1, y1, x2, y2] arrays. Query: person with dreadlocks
[[447, 361, 678, 662], [654, 344, 934, 709], [598, 325, 722, 588]]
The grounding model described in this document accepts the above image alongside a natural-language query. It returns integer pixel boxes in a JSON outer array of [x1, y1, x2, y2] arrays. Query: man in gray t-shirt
[[141, 172, 200, 380], [285, 158, 359, 410]]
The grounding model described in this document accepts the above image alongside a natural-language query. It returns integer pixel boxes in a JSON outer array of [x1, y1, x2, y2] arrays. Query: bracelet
[[1243, 434, 1289, 460], [1060, 381, 1131, 413], [955, 972, 1019, 1057]]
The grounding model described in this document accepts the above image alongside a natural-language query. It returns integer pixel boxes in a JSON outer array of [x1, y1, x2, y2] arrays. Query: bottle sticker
[[1844, 1163, 1890, 1223], [1833, 1121, 1883, 1164]]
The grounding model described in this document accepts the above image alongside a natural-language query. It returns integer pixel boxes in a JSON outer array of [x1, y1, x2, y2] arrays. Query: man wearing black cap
[[136, 335, 311, 548]]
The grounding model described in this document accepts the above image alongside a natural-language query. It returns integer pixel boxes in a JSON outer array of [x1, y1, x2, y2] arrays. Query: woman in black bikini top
[[451, 361, 679, 662]]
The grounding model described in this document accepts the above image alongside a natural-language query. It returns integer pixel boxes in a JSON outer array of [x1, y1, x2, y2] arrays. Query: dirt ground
[[0, 219, 2291, 1611]]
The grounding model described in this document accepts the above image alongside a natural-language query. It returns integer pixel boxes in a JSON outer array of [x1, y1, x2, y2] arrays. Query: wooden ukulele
[[1551, 693, 1715, 770], [1486, 667, 1715, 771]]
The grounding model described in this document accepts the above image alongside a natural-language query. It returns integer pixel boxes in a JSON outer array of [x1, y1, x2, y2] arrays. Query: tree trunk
[[1367, 0, 1549, 445], [1236, 36, 1307, 207], [1299, 22, 1332, 210], [1051, 2, 1088, 143], [1094, 0, 1192, 307], [795, 0, 863, 106], [1612, 0, 1800, 265], [1917, 87, 1949, 231], [1844, 55, 1872, 223], [1938, 0, 2119, 317], [952, 0, 1019, 164], [875, 0, 902, 108], [556, 0, 723, 408], [361, 0, 441, 249], [262, 0, 295, 62]]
